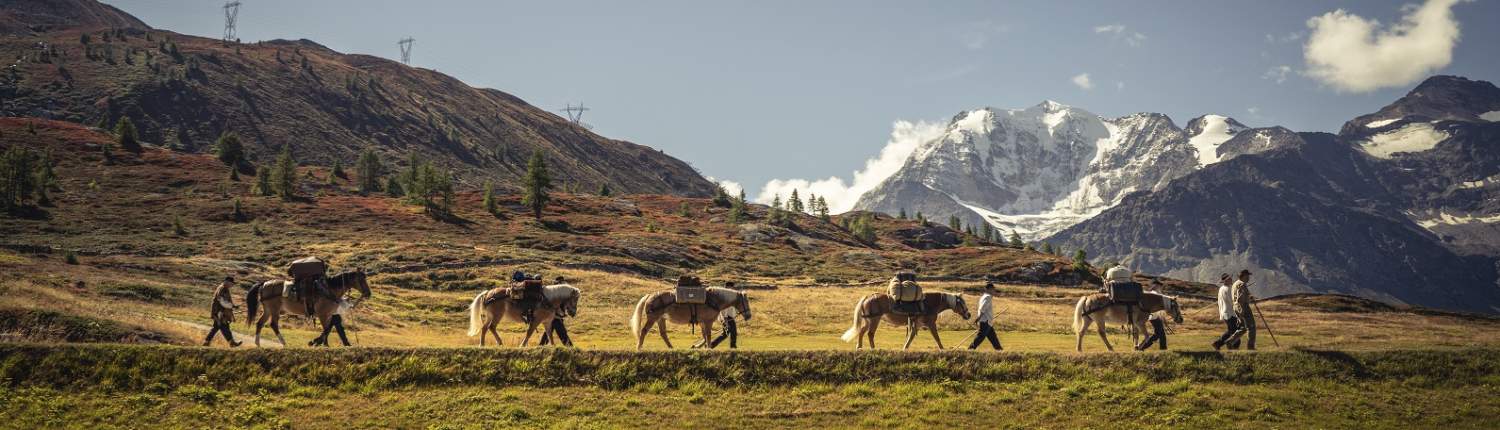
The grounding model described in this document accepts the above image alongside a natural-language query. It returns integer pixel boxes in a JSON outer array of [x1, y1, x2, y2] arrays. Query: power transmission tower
[[222, 1, 242, 43], [559, 103, 592, 130], [398, 37, 415, 65]]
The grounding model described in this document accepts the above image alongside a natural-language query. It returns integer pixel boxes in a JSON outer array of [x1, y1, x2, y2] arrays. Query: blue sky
[[110, 0, 1499, 207]]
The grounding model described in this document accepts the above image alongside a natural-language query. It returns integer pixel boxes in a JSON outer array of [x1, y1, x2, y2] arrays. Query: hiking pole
[[1252, 300, 1280, 348]]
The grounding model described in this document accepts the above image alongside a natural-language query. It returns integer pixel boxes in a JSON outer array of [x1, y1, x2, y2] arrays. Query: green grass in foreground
[[1, 345, 1498, 429]]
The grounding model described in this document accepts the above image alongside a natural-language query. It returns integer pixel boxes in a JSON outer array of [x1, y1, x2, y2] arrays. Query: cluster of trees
[[0, 145, 56, 212]]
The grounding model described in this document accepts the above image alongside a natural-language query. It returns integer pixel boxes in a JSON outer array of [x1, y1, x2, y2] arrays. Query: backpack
[[1106, 281, 1143, 304], [286, 256, 327, 279], [675, 275, 707, 305]]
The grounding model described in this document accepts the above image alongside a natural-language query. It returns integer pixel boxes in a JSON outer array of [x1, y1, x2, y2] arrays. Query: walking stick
[[1252, 300, 1280, 348]]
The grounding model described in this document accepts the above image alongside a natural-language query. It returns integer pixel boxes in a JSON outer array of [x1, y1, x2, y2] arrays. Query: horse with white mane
[[840, 291, 971, 350], [467, 284, 581, 347], [629, 287, 752, 350], [1072, 292, 1182, 352]]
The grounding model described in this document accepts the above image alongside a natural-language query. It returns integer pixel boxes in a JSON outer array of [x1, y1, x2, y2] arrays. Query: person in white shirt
[[968, 283, 1002, 350], [1211, 273, 1241, 351]]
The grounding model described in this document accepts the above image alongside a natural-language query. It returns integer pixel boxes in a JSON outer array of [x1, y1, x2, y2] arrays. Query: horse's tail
[[466, 291, 487, 337], [840, 295, 868, 343], [246, 282, 262, 325], [629, 293, 651, 339], [1072, 296, 1087, 334]]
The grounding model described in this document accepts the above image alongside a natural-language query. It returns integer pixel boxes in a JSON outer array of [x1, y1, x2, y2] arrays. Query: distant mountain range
[[0, 0, 716, 196], [858, 75, 1500, 313]]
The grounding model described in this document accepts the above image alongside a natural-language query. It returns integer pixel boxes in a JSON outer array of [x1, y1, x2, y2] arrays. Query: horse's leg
[[254, 309, 269, 347], [699, 319, 715, 349], [867, 318, 881, 350], [521, 321, 538, 347], [1097, 318, 1113, 351], [312, 310, 336, 347], [926, 318, 945, 350], [902, 321, 918, 351], [657, 317, 674, 349], [270, 312, 287, 347], [333, 315, 350, 347], [1076, 317, 1089, 352]]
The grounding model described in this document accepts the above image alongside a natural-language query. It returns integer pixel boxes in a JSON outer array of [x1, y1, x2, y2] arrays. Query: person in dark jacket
[[710, 282, 740, 349], [1135, 279, 1168, 350], [203, 276, 243, 347], [540, 276, 574, 347]]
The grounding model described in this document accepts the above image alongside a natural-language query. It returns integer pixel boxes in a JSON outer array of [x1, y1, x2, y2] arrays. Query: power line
[[398, 37, 415, 65], [222, 1, 242, 43]]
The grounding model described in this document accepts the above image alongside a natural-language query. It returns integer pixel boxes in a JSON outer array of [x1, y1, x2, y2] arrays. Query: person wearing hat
[[1229, 269, 1257, 350], [203, 276, 242, 347], [968, 283, 1002, 350], [1211, 273, 1241, 351]]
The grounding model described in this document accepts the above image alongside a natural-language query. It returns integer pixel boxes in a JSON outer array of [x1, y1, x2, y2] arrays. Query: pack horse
[[245, 257, 372, 347], [1073, 266, 1183, 351], [840, 271, 971, 350], [466, 278, 582, 347], [629, 276, 752, 350]]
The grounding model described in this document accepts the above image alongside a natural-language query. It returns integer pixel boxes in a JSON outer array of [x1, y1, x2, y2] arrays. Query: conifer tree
[[521, 151, 551, 219], [114, 117, 141, 153], [948, 215, 962, 231], [1042, 242, 1054, 254], [598, 183, 612, 197], [215, 133, 243, 167], [254, 166, 272, 196], [232, 198, 245, 222], [270, 145, 297, 200], [1009, 231, 1024, 247], [816, 196, 830, 220], [331, 160, 345, 179], [788, 189, 804, 213], [482, 181, 497, 215], [898, 208, 907, 220], [385, 176, 403, 197], [1073, 249, 1090, 272], [851, 213, 877, 243], [1, 147, 37, 211], [727, 196, 746, 223], [355, 149, 383, 194]]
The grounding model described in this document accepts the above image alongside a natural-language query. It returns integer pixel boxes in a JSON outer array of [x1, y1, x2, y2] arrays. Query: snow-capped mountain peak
[[854, 104, 1262, 239]]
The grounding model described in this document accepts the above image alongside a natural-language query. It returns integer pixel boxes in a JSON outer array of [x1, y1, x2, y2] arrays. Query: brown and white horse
[[245, 270, 371, 347], [629, 287, 752, 350], [1072, 292, 1182, 352], [840, 292, 971, 350], [466, 284, 581, 347]]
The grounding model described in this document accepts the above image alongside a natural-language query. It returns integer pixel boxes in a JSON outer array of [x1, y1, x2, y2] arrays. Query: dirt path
[[161, 317, 284, 347]]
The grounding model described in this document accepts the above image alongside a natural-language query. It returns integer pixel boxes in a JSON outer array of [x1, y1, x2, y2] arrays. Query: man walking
[[1230, 269, 1257, 350], [540, 276, 574, 347], [710, 282, 740, 349], [203, 276, 243, 347], [968, 283, 1002, 350], [1211, 273, 1239, 351]]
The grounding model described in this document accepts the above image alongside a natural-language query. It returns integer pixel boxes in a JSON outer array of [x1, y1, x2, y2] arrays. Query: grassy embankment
[[1, 344, 1498, 429]]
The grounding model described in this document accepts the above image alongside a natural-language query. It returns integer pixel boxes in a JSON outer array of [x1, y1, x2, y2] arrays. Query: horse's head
[[337, 269, 372, 301], [735, 291, 752, 321], [1165, 295, 1183, 324], [550, 285, 580, 317], [948, 293, 971, 320]]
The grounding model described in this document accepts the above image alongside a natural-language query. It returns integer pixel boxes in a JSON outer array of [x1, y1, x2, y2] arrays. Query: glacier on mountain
[[853, 101, 1254, 240]]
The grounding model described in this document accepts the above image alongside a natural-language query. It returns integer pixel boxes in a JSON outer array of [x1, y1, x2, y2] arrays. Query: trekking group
[[203, 258, 1267, 353]]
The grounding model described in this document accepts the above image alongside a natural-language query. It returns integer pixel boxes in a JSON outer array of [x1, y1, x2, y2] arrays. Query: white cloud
[[1094, 24, 1147, 47], [1262, 65, 1292, 84], [706, 177, 743, 198], [1072, 73, 1094, 90], [755, 120, 946, 214], [1093, 24, 1125, 34], [956, 20, 1012, 50], [1247, 107, 1261, 116], [1303, 0, 1466, 93]]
